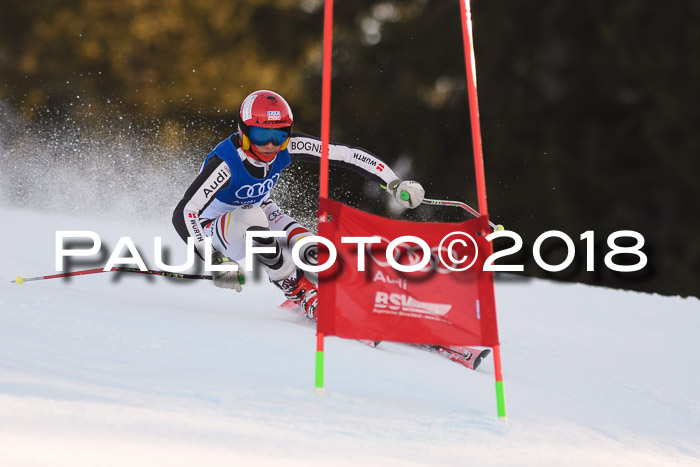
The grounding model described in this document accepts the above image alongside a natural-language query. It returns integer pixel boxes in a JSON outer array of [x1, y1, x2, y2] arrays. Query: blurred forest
[[1, 0, 699, 297]]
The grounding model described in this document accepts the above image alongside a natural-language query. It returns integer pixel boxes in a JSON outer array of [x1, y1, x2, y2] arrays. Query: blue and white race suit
[[173, 132, 398, 262]]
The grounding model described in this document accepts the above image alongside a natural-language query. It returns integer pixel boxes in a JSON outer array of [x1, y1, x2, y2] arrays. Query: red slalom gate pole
[[460, 0, 488, 215], [316, 0, 335, 396], [459, 0, 507, 423], [319, 0, 333, 205]]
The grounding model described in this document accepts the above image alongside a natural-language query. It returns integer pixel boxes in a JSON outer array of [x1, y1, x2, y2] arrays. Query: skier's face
[[253, 141, 282, 158], [251, 141, 282, 162]]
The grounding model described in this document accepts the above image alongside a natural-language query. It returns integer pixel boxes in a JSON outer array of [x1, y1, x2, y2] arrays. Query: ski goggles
[[248, 126, 291, 146]]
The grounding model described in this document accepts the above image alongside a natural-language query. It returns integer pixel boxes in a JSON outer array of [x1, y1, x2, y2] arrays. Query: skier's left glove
[[387, 179, 425, 209], [211, 250, 245, 292]]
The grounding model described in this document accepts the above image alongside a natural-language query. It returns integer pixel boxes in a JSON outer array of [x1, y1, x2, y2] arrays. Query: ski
[[358, 339, 382, 348], [279, 301, 488, 365], [422, 345, 491, 371], [278, 300, 381, 348]]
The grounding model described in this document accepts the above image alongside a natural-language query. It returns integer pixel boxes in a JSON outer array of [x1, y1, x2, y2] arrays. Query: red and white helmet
[[238, 90, 294, 156]]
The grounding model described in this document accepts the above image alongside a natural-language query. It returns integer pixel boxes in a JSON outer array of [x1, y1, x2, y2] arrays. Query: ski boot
[[273, 269, 318, 319]]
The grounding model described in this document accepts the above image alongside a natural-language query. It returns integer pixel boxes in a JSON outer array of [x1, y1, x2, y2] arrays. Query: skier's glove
[[387, 179, 425, 209], [211, 250, 245, 292]]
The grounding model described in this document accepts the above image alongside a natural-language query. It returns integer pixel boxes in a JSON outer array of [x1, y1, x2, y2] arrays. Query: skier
[[172, 90, 424, 318]]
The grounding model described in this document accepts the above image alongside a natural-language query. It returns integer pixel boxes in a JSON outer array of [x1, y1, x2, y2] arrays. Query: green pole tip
[[400, 190, 410, 201]]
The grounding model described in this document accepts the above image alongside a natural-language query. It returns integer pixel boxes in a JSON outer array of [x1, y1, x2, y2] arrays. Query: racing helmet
[[238, 90, 294, 159]]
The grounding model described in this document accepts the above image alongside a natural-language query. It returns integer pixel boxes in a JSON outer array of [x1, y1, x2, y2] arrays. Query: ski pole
[[12, 267, 213, 284], [380, 184, 503, 231], [422, 198, 503, 231]]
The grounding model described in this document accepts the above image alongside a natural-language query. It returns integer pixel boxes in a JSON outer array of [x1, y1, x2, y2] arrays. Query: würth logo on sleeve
[[353, 152, 377, 167], [377, 163, 384, 172], [189, 218, 204, 242]]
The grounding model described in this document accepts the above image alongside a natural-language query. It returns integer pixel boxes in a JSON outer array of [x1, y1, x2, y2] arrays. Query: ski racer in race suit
[[172, 90, 425, 318]]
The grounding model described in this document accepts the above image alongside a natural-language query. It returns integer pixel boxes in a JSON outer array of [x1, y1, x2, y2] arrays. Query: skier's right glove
[[387, 179, 425, 209], [211, 250, 245, 292]]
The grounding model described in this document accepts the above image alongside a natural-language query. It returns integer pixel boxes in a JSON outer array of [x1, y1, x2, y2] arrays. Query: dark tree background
[[1, 0, 698, 297]]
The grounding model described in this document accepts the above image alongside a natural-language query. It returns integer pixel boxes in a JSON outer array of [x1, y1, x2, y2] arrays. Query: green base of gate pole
[[496, 380, 507, 423], [315, 350, 325, 396]]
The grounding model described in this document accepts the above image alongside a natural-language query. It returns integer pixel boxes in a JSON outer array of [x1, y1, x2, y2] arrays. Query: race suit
[[172, 132, 399, 262]]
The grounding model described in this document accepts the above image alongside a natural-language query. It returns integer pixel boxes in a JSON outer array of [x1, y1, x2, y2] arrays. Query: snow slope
[[1, 206, 699, 467]]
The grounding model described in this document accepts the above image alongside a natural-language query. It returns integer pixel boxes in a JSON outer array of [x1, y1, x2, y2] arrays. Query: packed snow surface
[[1, 206, 699, 466]]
